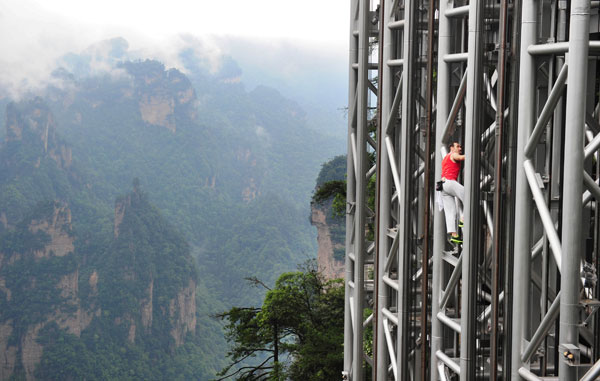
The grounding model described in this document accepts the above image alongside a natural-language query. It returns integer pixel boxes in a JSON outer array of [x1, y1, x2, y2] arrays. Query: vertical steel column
[[345, 0, 359, 377], [398, 0, 417, 378], [491, 1, 510, 379], [352, 0, 371, 378], [375, 0, 392, 378], [511, 0, 537, 379], [430, 0, 452, 378], [558, 1, 590, 379], [460, 1, 484, 380], [420, 0, 436, 378]]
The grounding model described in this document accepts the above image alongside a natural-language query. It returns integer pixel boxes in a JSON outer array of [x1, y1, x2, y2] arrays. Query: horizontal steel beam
[[436, 351, 460, 374], [528, 41, 600, 55]]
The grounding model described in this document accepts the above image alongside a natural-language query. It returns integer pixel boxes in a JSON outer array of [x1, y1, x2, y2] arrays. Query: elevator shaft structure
[[344, 1, 600, 380]]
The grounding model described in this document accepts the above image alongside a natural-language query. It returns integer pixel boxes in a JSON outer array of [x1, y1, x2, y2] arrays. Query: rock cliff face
[[124, 61, 198, 133], [170, 279, 197, 346], [310, 204, 344, 280], [5, 99, 72, 169], [0, 202, 94, 381]]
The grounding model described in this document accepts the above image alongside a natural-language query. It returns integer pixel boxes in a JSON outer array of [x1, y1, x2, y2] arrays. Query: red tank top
[[441, 153, 460, 181]]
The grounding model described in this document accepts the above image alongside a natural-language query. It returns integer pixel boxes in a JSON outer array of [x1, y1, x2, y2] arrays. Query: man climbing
[[440, 142, 465, 246]]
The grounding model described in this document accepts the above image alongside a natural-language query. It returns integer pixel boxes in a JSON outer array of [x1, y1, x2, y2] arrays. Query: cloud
[[0, 2, 81, 97], [0, 0, 347, 106]]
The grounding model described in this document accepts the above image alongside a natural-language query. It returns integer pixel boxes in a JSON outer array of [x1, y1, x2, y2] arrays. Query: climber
[[440, 142, 465, 245]]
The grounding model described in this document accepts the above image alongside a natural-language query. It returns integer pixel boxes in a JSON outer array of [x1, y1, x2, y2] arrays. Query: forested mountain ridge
[[0, 100, 208, 378], [0, 40, 345, 379]]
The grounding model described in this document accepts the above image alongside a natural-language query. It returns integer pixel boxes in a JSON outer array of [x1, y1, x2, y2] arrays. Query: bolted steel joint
[[559, 344, 580, 366]]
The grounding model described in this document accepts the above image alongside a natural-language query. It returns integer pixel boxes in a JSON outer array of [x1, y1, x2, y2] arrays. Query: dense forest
[[0, 38, 345, 379]]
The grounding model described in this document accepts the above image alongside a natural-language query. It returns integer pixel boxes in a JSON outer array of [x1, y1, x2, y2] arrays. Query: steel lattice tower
[[344, 1, 600, 380]]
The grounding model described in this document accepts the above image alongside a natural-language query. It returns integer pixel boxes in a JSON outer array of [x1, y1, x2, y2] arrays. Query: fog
[[0, 0, 349, 107]]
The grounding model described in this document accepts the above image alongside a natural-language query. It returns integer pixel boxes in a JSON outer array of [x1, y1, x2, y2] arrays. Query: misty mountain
[[0, 38, 345, 379]]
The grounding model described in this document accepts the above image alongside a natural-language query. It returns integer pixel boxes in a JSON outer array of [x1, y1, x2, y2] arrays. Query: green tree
[[217, 264, 344, 380]]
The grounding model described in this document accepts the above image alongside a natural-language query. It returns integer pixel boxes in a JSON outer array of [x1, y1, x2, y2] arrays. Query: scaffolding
[[345, 1, 600, 380]]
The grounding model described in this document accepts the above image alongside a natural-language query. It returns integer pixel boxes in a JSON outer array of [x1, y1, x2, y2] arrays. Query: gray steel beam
[[397, 0, 417, 377], [429, 0, 452, 376], [558, 1, 590, 379], [581, 359, 600, 381], [512, 0, 538, 379], [345, 0, 359, 377], [460, 1, 485, 379], [351, 0, 368, 377], [375, 0, 392, 378]]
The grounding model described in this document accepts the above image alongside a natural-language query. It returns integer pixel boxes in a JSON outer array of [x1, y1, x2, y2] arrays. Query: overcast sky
[[0, 0, 350, 97]]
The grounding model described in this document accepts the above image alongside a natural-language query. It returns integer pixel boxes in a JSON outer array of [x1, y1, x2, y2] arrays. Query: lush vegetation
[[217, 263, 344, 380], [0, 45, 345, 380]]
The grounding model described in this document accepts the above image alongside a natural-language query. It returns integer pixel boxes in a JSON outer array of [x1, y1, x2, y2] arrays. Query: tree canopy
[[217, 264, 344, 381]]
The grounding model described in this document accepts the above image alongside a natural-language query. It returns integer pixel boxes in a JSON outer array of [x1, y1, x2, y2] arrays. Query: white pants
[[441, 180, 464, 233]]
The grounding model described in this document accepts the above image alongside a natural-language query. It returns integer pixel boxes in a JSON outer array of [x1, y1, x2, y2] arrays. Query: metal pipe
[[366, 165, 376, 180], [584, 132, 600, 159], [443, 53, 469, 63], [502, 0, 523, 375], [527, 40, 600, 55], [396, 0, 417, 377], [442, 70, 468, 145], [445, 5, 469, 19], [584, 171, 600, 201], [437, 312, 461, 334], [523, 63, 569, 159], [351, 132, 359, 180], [374, 0, 388, 377], [485, 73, 498, 112], [585, 112, 600, 134], [518, 367, 543, 381], [436, 351, 461, 375], [524, 160, 563, 273], [430, 0, 453, 376], [351, 0, 371, 378], [388, 20, 404, 30], [383, 319, 398, 380], [385, 231, 399, 273], [559, 2, 589, 379], [460, 1, 485, 378], [382, 307, 399, 326], [440, 254, 463, 310], [511, 0, 537, 378], [383, 275, 399, 291], [385, 137, 402, 199], [387, 59, 404, 67], [344, 0, 359, 376], [385, 74, 403, 136], [478, 291, 505, 322], [581, 358, 600, 381], [521, 291, 562, 363], [491, 3, 510, 377], [420, 0, 436, 376]]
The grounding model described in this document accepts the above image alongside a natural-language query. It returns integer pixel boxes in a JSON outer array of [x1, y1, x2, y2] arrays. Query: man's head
[[450, 142, 462, 154]]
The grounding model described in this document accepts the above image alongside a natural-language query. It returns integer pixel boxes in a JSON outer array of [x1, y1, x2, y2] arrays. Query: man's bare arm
[[451, 152, 465, 161]]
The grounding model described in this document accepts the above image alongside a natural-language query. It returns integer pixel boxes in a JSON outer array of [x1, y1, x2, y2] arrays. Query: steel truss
[[345, 0, 600, 380]]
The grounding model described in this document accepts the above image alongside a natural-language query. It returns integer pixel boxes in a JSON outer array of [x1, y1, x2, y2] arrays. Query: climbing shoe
[[450, 234, 463, 245]]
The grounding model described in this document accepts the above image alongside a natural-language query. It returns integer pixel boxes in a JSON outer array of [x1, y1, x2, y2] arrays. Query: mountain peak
[[122, 60, 198, 133]]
